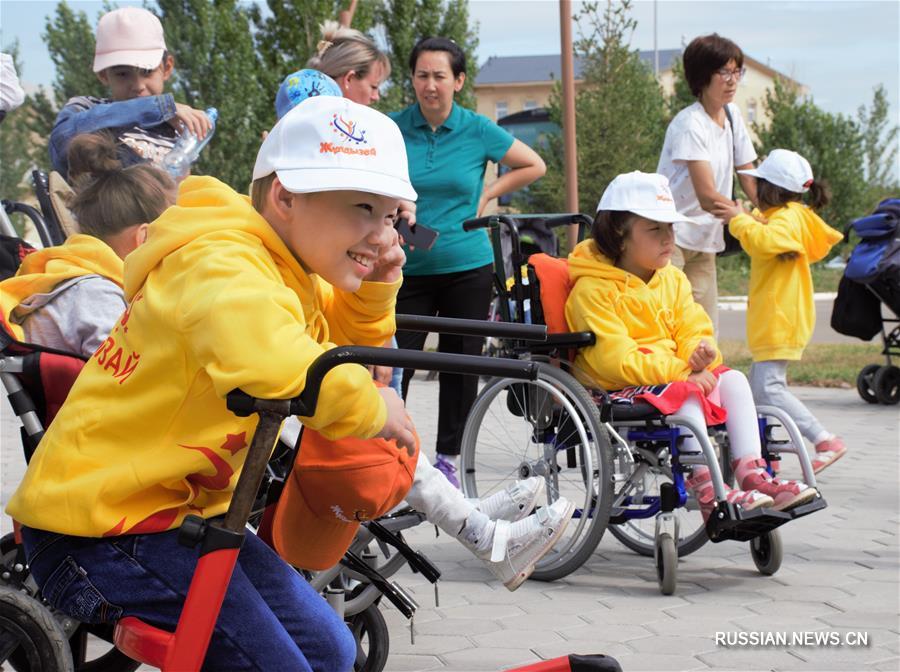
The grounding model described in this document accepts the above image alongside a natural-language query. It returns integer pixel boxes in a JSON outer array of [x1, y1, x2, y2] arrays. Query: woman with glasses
[[657, 34, 758, 331]]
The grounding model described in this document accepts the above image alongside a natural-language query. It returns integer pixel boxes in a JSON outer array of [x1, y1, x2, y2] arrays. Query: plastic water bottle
[[163, 107, 218, 179]]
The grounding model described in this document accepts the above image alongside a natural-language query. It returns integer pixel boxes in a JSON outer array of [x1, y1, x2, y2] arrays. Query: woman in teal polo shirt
[[390, 37, 546, 487]]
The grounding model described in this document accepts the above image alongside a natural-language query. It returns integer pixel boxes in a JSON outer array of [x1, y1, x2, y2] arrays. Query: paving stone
[[439, 646, 541, 670], [413, 617, 503, 637], [698, 648, 805, 669], [745, 599, 844, 619], [437, 603, 525, 620], [390, 634, 472, 656], [613, 652, 710, 671], [530, 640, 634, 661], [471, 627, 565, 649], [818, 611, 900, 629], [383, 654, 445, 671]]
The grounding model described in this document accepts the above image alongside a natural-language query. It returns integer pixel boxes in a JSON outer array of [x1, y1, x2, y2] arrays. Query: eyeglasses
[[715, 67, 746, 83]]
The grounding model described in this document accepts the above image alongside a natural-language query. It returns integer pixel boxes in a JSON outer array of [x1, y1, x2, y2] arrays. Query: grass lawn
[[719, 340, 884, 388], [717, 257, 844, 297]]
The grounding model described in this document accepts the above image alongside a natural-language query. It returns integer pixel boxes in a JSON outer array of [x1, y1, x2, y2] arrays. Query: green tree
[[528, 0, 668, 216], [857, 84, 899, 191], [753, 78, 868, 231], [375, 0, 479, 112], [667, 56, 694, 121], [154, 0, 273, 189], [0, 44, 37, 205]]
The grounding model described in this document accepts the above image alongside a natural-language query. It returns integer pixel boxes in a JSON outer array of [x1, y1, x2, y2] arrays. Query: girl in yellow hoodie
[[566, 171, 817, 518], [0, 133, 175, 356], [713, 150, 846, 475]]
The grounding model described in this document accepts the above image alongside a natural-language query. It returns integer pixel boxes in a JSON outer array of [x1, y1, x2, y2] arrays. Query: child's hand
[[687, 370, 717, 396], [688, 339, 717, 372], [375, 387, 416, 456], [170, 103, 214, 139], [371, 365, 393, 386], [712, 199, 745, 222], [367, 224, 405, 284]]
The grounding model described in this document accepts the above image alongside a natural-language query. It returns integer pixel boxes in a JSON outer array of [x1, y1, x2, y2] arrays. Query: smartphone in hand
[[395, 218, 439, 251]]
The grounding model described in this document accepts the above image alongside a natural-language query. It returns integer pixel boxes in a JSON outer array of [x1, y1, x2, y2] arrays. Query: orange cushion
[[528, 253, 571, 334]]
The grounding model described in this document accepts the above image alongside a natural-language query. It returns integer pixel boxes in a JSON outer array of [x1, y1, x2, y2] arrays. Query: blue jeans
[[21, 525, 355, 672]]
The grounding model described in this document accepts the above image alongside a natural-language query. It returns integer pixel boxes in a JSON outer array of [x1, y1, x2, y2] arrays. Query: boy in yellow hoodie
[[566, 171, 817, 517], [0, 133, 175, 356], [713, 150, 846, 474], [6, 97, 428, 670]]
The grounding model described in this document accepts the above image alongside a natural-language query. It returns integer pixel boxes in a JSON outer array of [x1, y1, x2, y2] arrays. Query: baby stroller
[[831, 197, 900, 405]]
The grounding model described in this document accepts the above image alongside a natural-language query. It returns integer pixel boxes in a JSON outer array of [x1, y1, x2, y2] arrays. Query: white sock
[[437, 452, 459, 466], [457, 509, 494, 553], [813, 431, 834, 446]]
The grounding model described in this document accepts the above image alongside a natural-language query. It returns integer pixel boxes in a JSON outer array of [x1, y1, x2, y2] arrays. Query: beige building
[[473, 50, 807, 137]]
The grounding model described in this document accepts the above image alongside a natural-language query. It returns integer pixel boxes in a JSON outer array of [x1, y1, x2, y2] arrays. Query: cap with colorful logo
[[253, 96, 417, 201], [738, 149, 814, 194], [597, 171, 689, 223], [93, 7, 167, 73], [275, 69, 342, 120]]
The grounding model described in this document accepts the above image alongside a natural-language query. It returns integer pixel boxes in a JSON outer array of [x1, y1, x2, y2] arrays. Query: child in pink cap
[[49, 7, 212, 182]]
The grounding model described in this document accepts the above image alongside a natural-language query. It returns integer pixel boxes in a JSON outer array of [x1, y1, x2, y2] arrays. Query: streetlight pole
[[559, 0, 579, 251]]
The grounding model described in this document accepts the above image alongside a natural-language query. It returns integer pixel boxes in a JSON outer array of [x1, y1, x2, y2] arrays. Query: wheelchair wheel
[[856, 364, 882, 404], [655, 534, 677, 596], [460, 362, 614, 582], [0, 586, 73, 672], [1, 535, 139, 672], [873, 365, 900, 405], [346, 604, 389, 672], [750, 529, 783, 576], [608, 465, 710, 558]]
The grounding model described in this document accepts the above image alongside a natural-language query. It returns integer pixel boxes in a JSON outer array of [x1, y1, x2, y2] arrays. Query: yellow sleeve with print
[[566, 283, 692, 391], [729, 210, 803, 259], [174, 242, 386, 440]]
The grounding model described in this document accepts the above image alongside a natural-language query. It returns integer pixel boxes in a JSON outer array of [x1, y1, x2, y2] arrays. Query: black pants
[[396, 264, 494, 456]]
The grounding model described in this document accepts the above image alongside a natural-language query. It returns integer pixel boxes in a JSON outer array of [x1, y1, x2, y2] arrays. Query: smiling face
[[340, 61, 385, 106], [700, 58, 738, 108], [98, 55, 174, 101], [619, 216, 675, 282], [266, 183, 400, 292], [412, 50, 464, 122]]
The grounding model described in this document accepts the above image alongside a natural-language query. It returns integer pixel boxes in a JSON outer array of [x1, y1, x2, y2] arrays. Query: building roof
[[475, 50, 802, 88], [475, 50, 681, 85]]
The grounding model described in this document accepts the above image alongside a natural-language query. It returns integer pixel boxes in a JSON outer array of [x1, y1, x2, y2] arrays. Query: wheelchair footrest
[[705, 502, 791, 543], [785, 494, 827, 520]]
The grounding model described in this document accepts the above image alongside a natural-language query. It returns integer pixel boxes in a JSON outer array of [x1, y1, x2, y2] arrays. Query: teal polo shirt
[[389, 103, 514, 276]]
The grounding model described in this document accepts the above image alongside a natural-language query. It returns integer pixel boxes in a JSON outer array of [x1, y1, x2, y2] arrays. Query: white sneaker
[[475, 477, 546, 522], [478, 497, 575, 591]]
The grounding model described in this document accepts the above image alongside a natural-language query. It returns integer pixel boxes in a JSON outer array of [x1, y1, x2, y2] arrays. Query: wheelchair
[[458, 213, 827, 594]]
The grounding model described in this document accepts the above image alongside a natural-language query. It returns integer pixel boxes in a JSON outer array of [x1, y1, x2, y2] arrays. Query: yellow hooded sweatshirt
[[0, 234, 124, 343], [565, 240, 722, 391], [7, 177, 397, 537], [729, 201, 842, 361]]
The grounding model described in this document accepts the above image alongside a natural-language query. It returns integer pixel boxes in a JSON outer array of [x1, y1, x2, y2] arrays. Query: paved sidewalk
[[2, 379, 898, 671]]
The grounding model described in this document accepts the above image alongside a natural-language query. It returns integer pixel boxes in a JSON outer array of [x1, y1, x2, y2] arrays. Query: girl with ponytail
[[0, 132, 175, 356], [713, 149, 847, 475], [305, 20, 390, 105]]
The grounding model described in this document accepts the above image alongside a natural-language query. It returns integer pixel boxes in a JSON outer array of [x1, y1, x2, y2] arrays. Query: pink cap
[[93, 7, 167, 73]]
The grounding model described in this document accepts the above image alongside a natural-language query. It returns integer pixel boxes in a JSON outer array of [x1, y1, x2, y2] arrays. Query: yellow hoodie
[[0, 234, 124, 342], [7, 177, 397, 537], [729, 201, 842, 361], [565, 240, 722, 391]]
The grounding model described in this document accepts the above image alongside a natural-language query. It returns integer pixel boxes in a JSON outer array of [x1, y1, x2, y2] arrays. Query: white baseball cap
[[738, 149, 813, 193], [93, 8, 167, 73], [253, 96, 417, 202], [597, 171, 688, 223]]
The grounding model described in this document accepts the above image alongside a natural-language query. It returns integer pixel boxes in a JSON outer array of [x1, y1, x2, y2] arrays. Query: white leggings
[[677, 369, 761, 461]]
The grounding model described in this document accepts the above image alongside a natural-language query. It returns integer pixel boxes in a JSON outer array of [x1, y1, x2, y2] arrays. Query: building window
[[747, 100, 757, 123], [523, 99, 538, 111], [495, 101, 508, 120]]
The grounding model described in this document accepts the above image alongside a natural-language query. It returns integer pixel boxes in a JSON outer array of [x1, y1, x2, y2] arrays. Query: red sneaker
[[812, 437, 847, 474], [733, 457, 817, 511], [686, 466, 774, 521]]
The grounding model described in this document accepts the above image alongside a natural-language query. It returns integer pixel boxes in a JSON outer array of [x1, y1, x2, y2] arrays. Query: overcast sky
[[1, 0, 898, 127]]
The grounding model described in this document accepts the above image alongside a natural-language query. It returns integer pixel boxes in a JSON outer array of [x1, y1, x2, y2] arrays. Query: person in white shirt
[[657, 34, 758, 331], [0, 53, 26, 118]]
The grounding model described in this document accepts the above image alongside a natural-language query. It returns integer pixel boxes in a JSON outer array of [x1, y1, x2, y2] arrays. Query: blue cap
[[275, 69, 342, 120]]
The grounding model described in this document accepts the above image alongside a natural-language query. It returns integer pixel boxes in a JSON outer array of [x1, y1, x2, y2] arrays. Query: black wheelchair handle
[[227, 346, 538, 418], [462, 212, 592, 232], [396, 314, 546, 341]]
